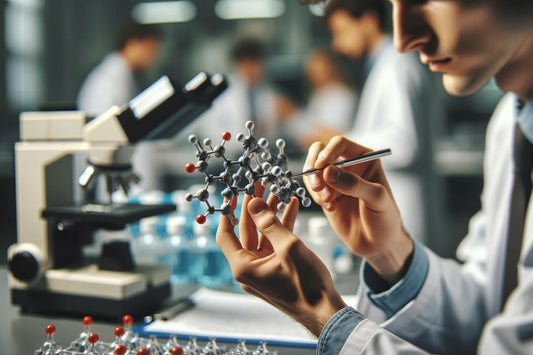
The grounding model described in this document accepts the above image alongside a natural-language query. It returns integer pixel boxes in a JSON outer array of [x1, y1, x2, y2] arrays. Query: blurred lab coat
[[179, 74, 280, 157], [348, 93, 533, 354], [77, 53, 137, 116], [348, 39, 439, 241], [289, 83, 356, 144]]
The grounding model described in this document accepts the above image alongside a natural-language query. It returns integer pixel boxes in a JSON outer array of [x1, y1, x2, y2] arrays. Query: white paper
[[143, 287, 358, 347]]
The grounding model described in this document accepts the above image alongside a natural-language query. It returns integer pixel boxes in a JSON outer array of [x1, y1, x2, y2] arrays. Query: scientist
[[216, 0, 533, 353], [325, 0, 441, 241], [185, 37, 295, 155], [289, 48, 356, 149], [77, 21, 162, 116]]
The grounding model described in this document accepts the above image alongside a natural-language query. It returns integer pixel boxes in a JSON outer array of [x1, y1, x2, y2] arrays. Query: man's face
[[328, 10, 369, 59], [128, 37, 161, 70], [390, 0, 532, 96], [236, 59, 264, 86]]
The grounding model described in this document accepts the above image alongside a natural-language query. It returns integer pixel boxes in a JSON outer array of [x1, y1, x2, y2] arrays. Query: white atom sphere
[[258, 137, 268, 148]]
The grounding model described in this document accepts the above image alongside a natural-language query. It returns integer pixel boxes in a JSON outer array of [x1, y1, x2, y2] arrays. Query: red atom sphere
[[45, 324, 56, 335], [82, 316, 93, 327], [136, 348, 150, 355], [185, 163, 195, 174], [88, 333, 99, 344], [114, 344, 127, 355], [122, 314, 133, 326], [171, 346, 184, 355], [196, 214, 206, 224], [114, 326, 124, 337], [222, 131, 231, 141]]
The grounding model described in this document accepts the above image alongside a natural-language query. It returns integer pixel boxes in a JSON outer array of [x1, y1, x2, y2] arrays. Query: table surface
[[1, 262, 359, 355]]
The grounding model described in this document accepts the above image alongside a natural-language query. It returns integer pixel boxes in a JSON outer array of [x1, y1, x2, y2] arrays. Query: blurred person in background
[[289, 48, 356, 149], [326, 0, 441, 241], [77, 20, 162, 116], [185, 37, 296, 154]]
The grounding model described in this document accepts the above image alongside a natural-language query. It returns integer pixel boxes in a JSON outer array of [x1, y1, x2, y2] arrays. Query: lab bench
[[2, 256, 359, 355]]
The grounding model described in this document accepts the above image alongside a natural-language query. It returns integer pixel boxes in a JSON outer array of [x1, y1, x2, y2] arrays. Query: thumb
[[323, 165, 390, 211], [247, 198, 292, 245]]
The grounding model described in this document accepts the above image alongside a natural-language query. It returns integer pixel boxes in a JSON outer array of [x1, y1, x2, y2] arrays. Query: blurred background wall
[[0, 0, 504, 263]]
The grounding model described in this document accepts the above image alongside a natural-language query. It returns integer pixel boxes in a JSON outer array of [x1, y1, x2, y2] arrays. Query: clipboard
[[136, 288, 325, 348]]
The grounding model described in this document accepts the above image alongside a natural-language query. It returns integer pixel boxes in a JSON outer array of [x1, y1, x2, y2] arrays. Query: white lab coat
[[347, 40, 440, 242], [77, 52, 137, 116], [337, 93, 533, 354], [179, 74, 280, 157], [289, 83, 356, 138]]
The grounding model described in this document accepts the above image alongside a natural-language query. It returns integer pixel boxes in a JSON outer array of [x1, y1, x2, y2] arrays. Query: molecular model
[[35, 314, 278, 354], [184, 121, 311, 225]]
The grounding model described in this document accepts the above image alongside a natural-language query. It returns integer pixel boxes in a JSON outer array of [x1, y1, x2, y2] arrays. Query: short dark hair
[[324, 0, 388, 31], [115, 20, 162, 50], [230, 37, 266, 61]]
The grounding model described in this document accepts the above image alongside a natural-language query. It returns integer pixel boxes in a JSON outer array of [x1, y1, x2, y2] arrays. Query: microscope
[[7, 73, 227, 318]]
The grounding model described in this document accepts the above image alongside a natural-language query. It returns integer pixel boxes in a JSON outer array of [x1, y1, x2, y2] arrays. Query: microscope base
[[9, 264, 171, 319]]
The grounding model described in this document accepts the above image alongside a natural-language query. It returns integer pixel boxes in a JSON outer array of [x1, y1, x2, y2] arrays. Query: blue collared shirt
[[318, 240, 429, 353]]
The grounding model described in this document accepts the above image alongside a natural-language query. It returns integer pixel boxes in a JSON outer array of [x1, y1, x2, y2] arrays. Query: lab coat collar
[[364, 36, 393, 78], [513, 93, 533, 144]]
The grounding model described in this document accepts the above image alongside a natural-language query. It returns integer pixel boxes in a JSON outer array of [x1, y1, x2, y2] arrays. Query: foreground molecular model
[[184, 121, 311, 225], [35, 314, 278, 354]]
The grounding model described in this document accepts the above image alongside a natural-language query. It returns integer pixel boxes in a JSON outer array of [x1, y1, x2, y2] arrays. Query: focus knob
[[7, 243, 45, 283]]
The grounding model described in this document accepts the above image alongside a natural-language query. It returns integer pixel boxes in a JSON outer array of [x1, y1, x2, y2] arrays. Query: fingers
[[281, 197, 299, 233], [303, 141, 324, 172], [216, 200, 243, 261], [266, 193, 280, 214], [303, 142, 332, 207], [247, 198, 292, 248], [304, 142, 327, 191], [240, 193, 259, 250], [240, 182, 268, 250], [323, 165, 390, 211], [254, 181, 266, 199], [303, 143, 341, 210], [315, 136, 370, 169]]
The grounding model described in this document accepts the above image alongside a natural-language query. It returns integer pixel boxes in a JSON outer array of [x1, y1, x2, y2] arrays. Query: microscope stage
[[42, 203, 176, 227]]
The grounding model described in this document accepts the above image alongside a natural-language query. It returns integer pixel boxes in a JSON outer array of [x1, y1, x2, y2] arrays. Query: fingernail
[[248, 198, 267, 215], [310, 173, 320, 187]]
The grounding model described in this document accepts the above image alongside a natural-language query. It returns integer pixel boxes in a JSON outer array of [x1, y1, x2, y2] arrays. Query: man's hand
[[303, 136, 413, 284], [216, 190, 346, 337]]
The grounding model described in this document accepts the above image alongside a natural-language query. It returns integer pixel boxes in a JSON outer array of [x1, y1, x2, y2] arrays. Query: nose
[[393, 3, 432, 53]]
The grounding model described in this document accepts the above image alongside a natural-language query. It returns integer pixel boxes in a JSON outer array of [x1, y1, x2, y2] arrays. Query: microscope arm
[[79, 73, 227, 193], [82, 73, 227, 165]]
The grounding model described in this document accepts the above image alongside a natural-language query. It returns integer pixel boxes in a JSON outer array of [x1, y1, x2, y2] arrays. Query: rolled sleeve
[[360, 239, 429, 317], [317, 307, 365, 355]]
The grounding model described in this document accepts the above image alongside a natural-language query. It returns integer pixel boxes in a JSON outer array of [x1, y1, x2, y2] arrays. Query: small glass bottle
[[132, 217, 162, 265], [166, 216, 193, 284], [305, 216, 336, 280], [191, 221, 231, 287]]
